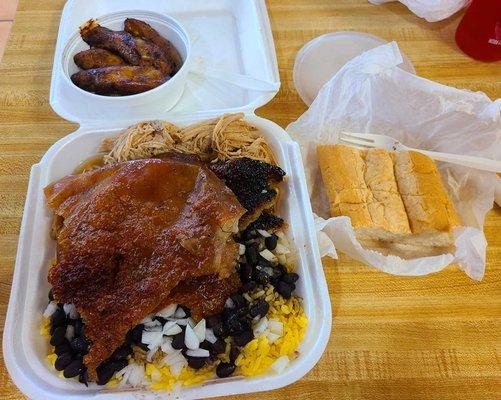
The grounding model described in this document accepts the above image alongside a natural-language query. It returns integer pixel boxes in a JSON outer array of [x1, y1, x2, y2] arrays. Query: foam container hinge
[[3, 0, 331, 398]]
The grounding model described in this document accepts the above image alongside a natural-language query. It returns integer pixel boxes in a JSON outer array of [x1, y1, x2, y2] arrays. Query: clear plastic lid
[[293, 31, 416, 105]]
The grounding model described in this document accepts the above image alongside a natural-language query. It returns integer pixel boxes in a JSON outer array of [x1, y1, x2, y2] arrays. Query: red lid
[[455, 0, 501, 62]]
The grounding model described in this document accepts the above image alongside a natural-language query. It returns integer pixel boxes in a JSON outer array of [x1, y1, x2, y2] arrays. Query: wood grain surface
[[0, 1, 500, 399]]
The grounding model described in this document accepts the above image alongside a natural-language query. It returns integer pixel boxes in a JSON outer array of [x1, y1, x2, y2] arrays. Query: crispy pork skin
[[44, 157, 244, 379]]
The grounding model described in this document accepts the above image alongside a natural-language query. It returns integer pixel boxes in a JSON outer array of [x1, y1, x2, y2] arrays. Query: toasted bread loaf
[[317, 144, 461, 257]]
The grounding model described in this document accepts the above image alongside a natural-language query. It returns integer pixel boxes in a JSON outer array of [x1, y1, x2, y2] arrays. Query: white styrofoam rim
[[60, 10, 191, 101], [3, 115, 332, 400], [292, 31, 416, 105]]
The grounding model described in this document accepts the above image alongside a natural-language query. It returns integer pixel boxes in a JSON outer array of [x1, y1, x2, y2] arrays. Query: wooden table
[[0, 1, 499, 399]]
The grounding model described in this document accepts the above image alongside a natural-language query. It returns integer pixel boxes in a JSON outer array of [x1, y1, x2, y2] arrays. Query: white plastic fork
[[339, 131, 501, 173]]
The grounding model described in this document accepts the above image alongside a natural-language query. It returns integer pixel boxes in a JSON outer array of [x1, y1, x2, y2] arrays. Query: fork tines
[[339, 131, 376, 149]]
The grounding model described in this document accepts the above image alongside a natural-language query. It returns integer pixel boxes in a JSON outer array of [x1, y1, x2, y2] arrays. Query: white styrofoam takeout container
[[3, 1, 332, 399]]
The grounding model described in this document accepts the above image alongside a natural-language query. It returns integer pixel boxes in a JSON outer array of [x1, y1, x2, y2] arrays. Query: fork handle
[[408, 148, 501, 173]]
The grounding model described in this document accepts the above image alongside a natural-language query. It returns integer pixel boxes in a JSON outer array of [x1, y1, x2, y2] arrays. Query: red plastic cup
[[455, 0, 501, 62]]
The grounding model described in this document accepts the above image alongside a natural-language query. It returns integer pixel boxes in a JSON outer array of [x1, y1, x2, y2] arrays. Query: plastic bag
[[286, 42, 501, 280], [368, 0, 471, 22]]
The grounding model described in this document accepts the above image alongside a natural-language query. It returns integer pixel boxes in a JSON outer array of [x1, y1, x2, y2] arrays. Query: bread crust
[[317, 144, 461, 254]]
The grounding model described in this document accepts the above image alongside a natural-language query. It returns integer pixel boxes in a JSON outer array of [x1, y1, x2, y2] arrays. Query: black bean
[[240, 280, 257, 293], [224, 312, 249, 336], [48, 288, 54, 301], [199, 340, 211, 351], [55, 353, 72, 371], [239, 263, 253, 282], [63, 358, 83, 378], [273, 264, 287, 279], [70, 337, 89, 353], [253, 264, 273, 285], [50, 326, 67, 346], [205, 315, 219, 329], [249, 299, 269, 319], [229, 344, 240, 363], [241, 229, 257, 242], [187, 356, 208, 370], [78, 368, 89, 386], [109, 359, 128, 372], [282, 272, 299, 285], [276, 281, 292, 299], [51, 308, 66, 329], [136, 342, 150, 352], [180, 306, 192, 318], [55, 341, 71, 356], [73, 319, 84, 337], [111, 345, 132, 360], [257, 256, 273, 269], [171, 331, 185, 350], [153, 316, 167, 326], [265, 235, 278, 250], [126, 324, 144, 346], [210, 339, 226, 355], [209, 317, 226, 338], [96, 363, 115, 385], [233, 331, 254, 347], [245, 244, 259, 265], [199, 340, 215, 359], [230, 294, 247, 310], [216, 362, 236, 378]]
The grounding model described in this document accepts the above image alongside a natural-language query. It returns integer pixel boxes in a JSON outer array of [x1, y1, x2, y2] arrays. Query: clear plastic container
[[3, 1, 331, 399], [293, 31, 416, 105]]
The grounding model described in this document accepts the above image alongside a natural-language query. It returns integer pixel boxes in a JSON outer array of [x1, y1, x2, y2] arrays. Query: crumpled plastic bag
[[286, 41, 501, 280], [368, 0, 471, 22]]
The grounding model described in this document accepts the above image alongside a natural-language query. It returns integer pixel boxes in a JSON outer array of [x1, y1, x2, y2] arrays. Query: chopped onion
[[146, 346, 159, 362], [144, 319, 162, 331], [141, 331, 163, 346], [170, 318, 189, 326], [266, 332, 280, 343], [259, 249, 277, 263], [193, 319, 206, 343], [162, 321, 182, 336], [274, 243, 290, 255], [187, 318, 196, 328], [150, 366, 162, 383], [184, 325, 199, 350], [205, 328, 217, 344], [253, 317, 268, 337], [174, 307, 186, 319], [140, 315, 153, 324], [161, 350, 184, 367], [225, 298, 235, 309], [170, 360, 187, 378], [160, 337, 174, 354], [271, 355, 289, 374], [117, 365, 133, 388], [268, 319, 283, 335], [156, 303, 177, 318], [65, 325, 75, 341], [128, 364, 145, 387], [63, 304, 79, 320], [257, 229, 271, 238], [43, 301, 58, 318], [238, 244, 246, 255], [186, 348, 210, 358]]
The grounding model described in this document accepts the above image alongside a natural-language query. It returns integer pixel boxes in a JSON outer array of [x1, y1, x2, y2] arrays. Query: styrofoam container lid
[[293, 31, 416, 105], [49, 0, 282, 125]]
